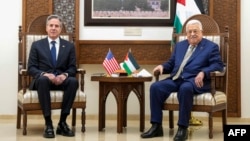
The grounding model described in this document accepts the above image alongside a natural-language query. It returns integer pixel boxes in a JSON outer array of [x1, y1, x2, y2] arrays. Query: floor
[[1, 115, 249, 141]]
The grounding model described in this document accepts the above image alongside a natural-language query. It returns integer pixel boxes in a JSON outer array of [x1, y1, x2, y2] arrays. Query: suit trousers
[[34, 76, 78, 117], [149, 78, 194, 127]]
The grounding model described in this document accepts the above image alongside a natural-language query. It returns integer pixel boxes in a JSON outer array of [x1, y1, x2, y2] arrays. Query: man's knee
[[67, 77, 78, 87], [37, 76, 50, 84], [179, 82, 193, 92]]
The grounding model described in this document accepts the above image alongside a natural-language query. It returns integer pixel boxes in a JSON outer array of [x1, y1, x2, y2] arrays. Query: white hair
[[186, 19, 203, 31]]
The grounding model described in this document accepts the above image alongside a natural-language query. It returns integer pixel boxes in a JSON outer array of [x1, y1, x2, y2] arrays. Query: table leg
[[99, 83, 106, 131], [117, 84, 123, 133], [97, 80, 147, 133], [139, 83, 145, 132], [123, 97, 128, 128]]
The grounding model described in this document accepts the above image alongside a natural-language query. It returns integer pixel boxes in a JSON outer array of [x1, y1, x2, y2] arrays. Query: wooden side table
[[91, 76, 152, 133]]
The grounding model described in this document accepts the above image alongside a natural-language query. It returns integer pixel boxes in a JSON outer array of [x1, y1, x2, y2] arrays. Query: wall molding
[[78, 40, 171, 65]]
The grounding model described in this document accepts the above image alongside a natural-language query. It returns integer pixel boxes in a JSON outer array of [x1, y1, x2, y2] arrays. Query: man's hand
[[195, 71, 205, 88], [153, 65, 164, 75], [42, 73, 67, 85], [54, 74, 67, 85], [43, 73, 56, 83]]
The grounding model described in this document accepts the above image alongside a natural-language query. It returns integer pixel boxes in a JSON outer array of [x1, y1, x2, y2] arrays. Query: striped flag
[[174, 0, 204, 33], [103, 50, 120, 75], [123, 51, 140, 75]]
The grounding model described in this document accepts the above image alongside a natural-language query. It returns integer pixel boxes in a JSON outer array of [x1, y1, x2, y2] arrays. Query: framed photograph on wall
[[84, 0, 176, 26]]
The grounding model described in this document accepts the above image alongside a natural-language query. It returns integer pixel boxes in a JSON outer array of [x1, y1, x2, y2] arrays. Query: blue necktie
[[50, 41, 57, 66]]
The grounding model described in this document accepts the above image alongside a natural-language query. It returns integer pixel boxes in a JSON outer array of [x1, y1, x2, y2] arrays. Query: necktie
[[50, 41, 57, 66], [172, 45, 195, 80]]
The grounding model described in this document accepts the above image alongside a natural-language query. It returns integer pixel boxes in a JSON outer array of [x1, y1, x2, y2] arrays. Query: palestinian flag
[[174, 0, 205, 33], [123, 52, 140, 75]]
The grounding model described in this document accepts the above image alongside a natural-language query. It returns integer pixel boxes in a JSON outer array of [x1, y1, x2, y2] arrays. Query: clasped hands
[[43, 73, 67, 85]]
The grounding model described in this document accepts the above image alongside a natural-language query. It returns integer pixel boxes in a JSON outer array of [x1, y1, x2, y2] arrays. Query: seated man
[[28, 14, 78, 138], [141, 20, 224, 141]]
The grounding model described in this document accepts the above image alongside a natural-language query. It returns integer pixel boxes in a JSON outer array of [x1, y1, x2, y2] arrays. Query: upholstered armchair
[[154, 14, 229, 139], [16, 15, 86, 135]]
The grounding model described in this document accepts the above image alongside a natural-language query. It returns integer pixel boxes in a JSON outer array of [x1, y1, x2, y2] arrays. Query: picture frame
[[84, 0, 176, 26]]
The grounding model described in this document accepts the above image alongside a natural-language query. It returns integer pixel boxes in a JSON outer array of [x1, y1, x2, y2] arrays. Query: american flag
[[103, 50, 120, 75]]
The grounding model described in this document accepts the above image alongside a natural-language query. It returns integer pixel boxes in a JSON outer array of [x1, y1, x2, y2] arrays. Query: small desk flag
[[123, 51, 140, 75], [103, 50, 120, 75]]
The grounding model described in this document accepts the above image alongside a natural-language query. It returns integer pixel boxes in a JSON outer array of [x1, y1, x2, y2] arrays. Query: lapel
[[57, 38, 66, 66], [186, 39, 205, 64], [179, 43, 189, 61], [42, 38, 54, 67]]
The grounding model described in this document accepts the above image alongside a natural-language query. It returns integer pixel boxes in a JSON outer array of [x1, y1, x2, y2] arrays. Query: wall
[[240, 0, 250, 117], [0, 1, 21, 114], [79, 0, 173, 41], [0, 0, 250, 118]]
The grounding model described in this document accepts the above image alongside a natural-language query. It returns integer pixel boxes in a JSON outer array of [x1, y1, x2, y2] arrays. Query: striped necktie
[[172, 45, 195, 80]]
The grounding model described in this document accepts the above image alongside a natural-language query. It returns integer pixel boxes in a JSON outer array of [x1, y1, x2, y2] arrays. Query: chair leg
[[169, 110, 174, 129], [81, 108, 86, 132], [16, 106, 21, 129], [222, 109, 227, 132], [72, 108, 76, 127], [208, 112, 213, 139], [23, 111, 27, 135]]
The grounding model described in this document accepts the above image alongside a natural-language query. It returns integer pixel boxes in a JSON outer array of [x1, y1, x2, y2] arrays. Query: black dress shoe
[[141, 123, 163, 138], [174, 127, 188, 141], [43, 125, 55, 138], [56, 122, 75, 137]]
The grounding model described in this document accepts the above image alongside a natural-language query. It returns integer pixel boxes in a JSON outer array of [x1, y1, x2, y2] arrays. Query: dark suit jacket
[[162, 38, 224, 93], [28, 37, 77, 89]]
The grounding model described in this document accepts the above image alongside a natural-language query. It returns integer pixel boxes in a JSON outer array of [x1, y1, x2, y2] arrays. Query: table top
[[91, 75, 152, 83]]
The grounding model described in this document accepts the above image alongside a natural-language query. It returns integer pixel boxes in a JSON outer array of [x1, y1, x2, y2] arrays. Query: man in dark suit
[[28, 15, 78, 138], [141, 20, 224, 141]]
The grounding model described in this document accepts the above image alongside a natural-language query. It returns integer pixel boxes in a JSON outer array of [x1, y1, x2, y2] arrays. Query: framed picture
[[84, 0, 176, 26]]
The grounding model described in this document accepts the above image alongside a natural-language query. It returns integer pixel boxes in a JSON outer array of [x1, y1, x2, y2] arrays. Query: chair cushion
[[18, 89, 86, 104], [165, 91, 226, 106]]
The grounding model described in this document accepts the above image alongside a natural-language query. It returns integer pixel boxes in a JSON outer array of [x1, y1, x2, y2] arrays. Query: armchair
[[16, 15, 86, 135], [154, 14, 229, 139]]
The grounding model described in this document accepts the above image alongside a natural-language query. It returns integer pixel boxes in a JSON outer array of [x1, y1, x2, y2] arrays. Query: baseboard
[[0, 114, 150, 120], [1, 114, 209, 121]]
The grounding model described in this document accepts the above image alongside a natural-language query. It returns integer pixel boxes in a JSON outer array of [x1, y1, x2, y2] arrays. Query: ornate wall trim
[[53, 0, 75, 33], [210, 0, 241, 117], [22, 0, 52, 32], [78, 40, 171, 65]]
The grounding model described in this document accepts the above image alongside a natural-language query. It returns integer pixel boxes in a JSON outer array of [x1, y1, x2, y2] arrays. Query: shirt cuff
[[62, 73, 68, 77]]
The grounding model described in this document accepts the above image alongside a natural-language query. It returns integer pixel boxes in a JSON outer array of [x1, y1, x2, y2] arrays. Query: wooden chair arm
[[77, 68, 86, 92], [210, 66, 226, 77], [77, 68, 86, 74], [154, 70, 161, 82], [154, 68, 226, 96], [210, 68, 226, 96], [210, 71, 225, 77], [19, 69, 28, 75], [19, 69, 29, 93]]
